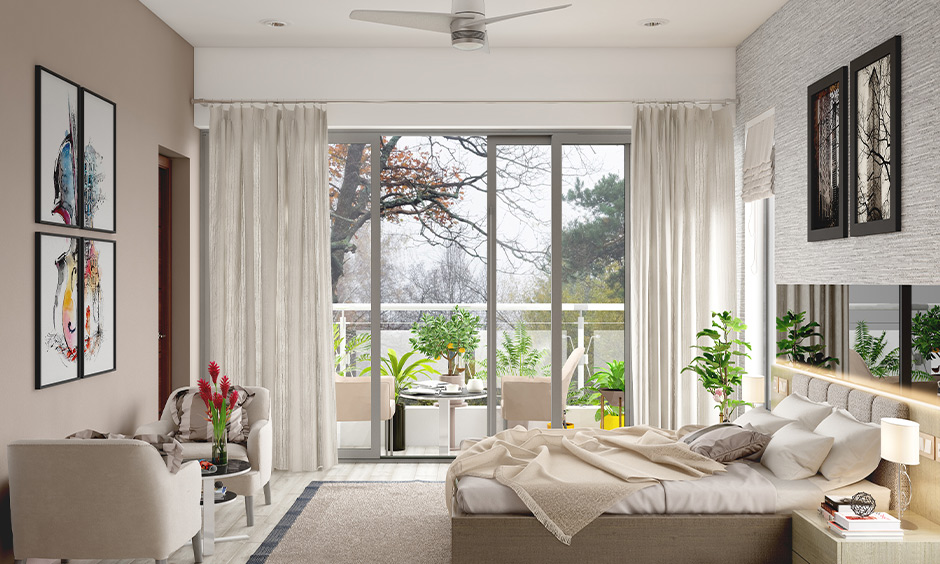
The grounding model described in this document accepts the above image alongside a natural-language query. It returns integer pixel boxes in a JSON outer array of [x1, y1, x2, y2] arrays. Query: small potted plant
[[912, 305, 940, 383], [409, 306, 481, 385], [683, 311, 752, 422], [589, 360, 625, 429], [362, 349, 438, 451], [776, 310, 839, 370]]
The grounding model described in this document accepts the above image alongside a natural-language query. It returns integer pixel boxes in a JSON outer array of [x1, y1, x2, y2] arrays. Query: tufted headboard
[[791, 372, 909, 509]]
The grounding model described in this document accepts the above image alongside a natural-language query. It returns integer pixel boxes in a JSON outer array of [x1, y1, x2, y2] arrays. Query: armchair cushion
[[169, 386, 253, 444]]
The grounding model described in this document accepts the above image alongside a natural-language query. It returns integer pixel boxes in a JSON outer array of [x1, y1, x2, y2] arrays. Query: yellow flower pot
[[601, 414, 623, 430]]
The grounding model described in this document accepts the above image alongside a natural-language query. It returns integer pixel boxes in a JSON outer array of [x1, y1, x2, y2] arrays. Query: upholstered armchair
[[501, 347, 585, 428], [8, 439, 203, 564], [136, 386, 272, 527], [335, 375, 396, 422]]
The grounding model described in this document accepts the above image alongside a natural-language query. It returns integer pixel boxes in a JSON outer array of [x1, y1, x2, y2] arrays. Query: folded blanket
[[446, 425, 726, 544], [66, 429, 185, 473]]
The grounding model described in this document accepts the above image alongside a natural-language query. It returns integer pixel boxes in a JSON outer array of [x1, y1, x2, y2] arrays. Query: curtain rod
[[191, 97, 736, 106]]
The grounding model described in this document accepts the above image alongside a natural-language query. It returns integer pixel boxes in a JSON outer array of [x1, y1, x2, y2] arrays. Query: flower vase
[[212, 426, 228, 466]]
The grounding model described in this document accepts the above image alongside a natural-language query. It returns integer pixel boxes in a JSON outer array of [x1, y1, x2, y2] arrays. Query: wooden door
[[158, 155, 172, 414]]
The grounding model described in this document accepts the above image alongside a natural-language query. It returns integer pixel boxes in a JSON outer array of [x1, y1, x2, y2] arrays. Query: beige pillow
[[761, 423, 835, 480], [772, 392, 834, 430], [687, 425, 771, 463], [733, 407, 794, 435], [814, 408, 881, 484]]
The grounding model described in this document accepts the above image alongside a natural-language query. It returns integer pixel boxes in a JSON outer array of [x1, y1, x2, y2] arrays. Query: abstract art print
[[36, 233, 82, 388], [850, 36, 901, 236], [82, 89, 116, 232], [36, 66, 80, 228], [807, 67, 848, 242], [82, 238, 116, 376]]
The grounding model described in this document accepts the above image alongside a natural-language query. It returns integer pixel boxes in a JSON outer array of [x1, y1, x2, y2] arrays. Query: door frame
[[158, 155, 172, 415]]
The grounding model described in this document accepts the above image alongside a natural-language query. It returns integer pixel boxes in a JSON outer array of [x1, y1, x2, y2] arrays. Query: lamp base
[[887, 510, 919, 531]]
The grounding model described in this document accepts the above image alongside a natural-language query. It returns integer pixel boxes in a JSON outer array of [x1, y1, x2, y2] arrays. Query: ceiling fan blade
[[480, 4, 572, 26], [349, 10, 473, 34]]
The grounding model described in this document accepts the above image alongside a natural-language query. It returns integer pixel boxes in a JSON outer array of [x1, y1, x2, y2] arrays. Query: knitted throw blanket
[[446, 426, 726, 544]]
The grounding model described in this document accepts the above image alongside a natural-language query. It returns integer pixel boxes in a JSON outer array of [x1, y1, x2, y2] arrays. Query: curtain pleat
[[209, 104, 337, 472], [631, 104, 736, 428]]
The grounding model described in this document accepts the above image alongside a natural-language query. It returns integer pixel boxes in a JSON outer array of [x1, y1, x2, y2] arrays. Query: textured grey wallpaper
[[736, 0, 940, 285]]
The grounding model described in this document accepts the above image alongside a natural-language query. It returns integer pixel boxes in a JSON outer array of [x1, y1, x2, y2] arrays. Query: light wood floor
[[47, 461, 451, 564]]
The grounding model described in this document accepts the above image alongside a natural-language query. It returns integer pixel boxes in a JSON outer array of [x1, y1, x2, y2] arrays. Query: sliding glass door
[[331, 132, 629, 459]]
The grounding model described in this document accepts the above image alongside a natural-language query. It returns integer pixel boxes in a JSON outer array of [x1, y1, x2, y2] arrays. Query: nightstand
[[792, 509, 940, 564]]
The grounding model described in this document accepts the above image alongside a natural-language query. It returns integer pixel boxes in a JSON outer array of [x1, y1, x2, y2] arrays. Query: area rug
[[249, 481, 450, 564]]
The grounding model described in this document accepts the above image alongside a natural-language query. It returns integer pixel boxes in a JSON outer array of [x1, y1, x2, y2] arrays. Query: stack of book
[[818, 495, 902, 540]]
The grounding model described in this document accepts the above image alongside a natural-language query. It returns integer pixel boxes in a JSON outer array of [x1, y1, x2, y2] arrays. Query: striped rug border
[[248, 480, 445, 563]]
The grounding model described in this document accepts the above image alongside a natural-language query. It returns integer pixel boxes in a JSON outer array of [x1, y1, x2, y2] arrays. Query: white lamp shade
[[881, 417, 920, 465], [742, 374, 766, 404]]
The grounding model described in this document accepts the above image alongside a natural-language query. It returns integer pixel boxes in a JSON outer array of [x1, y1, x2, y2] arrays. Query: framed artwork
[[36, 232, 82, 388], [82, 237, 116, 377], [807, 67, 848, 242], [81, 89, 116, 233], [850, 36, 901, 236], [35, 66, 80, 228]]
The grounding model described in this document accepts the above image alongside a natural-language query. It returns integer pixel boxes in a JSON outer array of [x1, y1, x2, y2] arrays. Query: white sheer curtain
[[208, 104, 337, 472], [631, 104, 736, 429]]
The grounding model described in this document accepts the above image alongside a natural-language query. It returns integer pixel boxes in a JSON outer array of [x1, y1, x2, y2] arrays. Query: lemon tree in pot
[[409, 306, 481, 384]]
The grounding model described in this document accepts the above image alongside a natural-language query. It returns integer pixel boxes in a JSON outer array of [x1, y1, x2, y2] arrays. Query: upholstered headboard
[[791, 372, 909, 508]]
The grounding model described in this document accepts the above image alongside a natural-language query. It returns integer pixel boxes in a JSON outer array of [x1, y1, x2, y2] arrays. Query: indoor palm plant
[[492, 322, 549, 378], [853, 320, 900, 379], [197, 361, 239, 466], [362, 349, 439, 451], [409, 306, 481, 382], [682, 311, 752, 422]]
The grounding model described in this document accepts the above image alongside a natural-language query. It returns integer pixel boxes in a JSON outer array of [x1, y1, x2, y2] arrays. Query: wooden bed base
[[451, 505, 791, 564]]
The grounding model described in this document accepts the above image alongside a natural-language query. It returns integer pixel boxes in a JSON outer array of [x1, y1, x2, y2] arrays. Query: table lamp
[[742, 374, 766, 408], [881, 417, 919, 527]]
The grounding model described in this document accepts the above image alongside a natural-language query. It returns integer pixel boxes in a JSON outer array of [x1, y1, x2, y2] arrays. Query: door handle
[[158, 333, 166, 339]]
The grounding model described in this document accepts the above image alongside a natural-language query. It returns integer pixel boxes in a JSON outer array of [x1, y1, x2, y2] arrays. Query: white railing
[[334, 302, 625, 389]]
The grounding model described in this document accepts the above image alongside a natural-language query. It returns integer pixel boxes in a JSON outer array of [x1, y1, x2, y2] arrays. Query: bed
[[449, 372, 909, 564]]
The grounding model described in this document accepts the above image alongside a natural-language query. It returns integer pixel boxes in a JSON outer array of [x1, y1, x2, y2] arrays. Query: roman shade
[[742, 113, 775, 202]]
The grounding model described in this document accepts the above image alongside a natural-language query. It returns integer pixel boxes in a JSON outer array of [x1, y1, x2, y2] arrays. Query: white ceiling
[[140, 0, 788, 49]]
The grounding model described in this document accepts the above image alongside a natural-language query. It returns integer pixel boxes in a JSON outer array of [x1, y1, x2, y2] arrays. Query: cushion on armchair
[[169, 386, 254, 444]]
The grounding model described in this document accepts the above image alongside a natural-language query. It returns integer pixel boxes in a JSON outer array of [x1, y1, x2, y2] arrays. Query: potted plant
[[589, 360, 625, 428], [409, 306, 481, 385], [776, 310, 839, 370], [362, 349, 439, 451], [912, 305, 940, 377], [682, 311, 752, 422], [492, 322, 549, 378], [853, 320, 900, 379], [333, 323, 370, 377]]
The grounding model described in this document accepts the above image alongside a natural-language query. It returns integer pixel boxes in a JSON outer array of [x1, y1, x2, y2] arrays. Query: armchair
[[136, 386, 272, 527], [501, 347, 585, 428], [8, 439, 203, 564]]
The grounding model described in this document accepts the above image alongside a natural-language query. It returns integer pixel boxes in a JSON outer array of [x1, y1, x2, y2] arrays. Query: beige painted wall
[[0, 1, 198, 557]]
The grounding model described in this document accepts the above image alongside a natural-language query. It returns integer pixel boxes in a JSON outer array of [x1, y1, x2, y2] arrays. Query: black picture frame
[[80, 88, 117, 233], [36, 232, 83, 389], [807, 67, 848, 242], [35, 66, 81, 229], [850, 36, 901, 237], [81, 237, 117, 378]]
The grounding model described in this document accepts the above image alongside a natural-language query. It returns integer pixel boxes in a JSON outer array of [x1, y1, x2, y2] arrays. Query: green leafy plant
[[682, 311, 752, 422], [912, 305, 940, 372], [853, 321, 899, 379], [361, 349, 440, 402], [409, 306, 481, 376], [776, 310, 840, 369], [333, 323, 371, 377], [589, 360, 625, 391], [492, 322, 549, 378]]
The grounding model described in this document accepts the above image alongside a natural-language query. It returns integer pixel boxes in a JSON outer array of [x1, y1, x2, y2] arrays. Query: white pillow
[[814, 409, 881, 484], [734, 407, 794, 435], [772, 393, 834, 430], [761, 423, 835, 480]]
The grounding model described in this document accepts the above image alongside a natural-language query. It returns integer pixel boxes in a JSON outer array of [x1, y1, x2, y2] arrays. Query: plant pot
[[393, 403, 406, 451], [602, 414, 622, 430]]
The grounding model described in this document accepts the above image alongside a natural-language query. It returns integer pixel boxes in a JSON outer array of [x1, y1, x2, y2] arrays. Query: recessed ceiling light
[[638, 18, 670, 28], [260, 19, 290, 28]]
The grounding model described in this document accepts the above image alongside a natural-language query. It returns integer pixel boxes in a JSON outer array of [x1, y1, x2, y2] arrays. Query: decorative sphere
[[850, 492, 876, 517]]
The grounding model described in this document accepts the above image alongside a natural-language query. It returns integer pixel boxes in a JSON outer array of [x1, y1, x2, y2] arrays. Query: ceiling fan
[[349, 0, 572, 51]]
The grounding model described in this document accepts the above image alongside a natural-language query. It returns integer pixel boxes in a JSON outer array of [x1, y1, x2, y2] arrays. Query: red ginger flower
[[220, 375, 231, 399], [213, 392, 224, 412], [230, 389, 239, 407], [198, 379, 212, 408], [208, 361, 221, 384]]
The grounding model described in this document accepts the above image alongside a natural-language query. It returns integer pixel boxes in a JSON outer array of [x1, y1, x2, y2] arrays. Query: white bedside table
[[791, 509, 940, 564]]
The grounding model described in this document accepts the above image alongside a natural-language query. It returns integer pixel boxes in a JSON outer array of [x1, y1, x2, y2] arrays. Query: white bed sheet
[[454, 461, 892, 515]]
